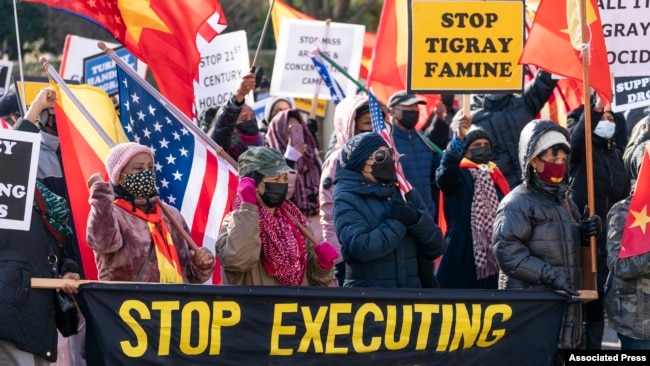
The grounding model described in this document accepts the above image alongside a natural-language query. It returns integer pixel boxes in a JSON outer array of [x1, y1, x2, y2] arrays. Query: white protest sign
[[600, 2, 650, 77], [0, 129, 40, 231], [0, 60, 13, 98], [270, 19, 365, 99], [195, 30, 251, 118], [59, 35, 147, 82]]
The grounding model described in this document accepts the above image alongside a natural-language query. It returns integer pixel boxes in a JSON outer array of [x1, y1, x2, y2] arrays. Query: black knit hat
[[464, 127, 492, 150]]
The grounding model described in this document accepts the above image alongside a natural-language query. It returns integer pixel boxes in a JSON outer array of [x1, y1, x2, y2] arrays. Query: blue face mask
[[593, 120, 615, 140]]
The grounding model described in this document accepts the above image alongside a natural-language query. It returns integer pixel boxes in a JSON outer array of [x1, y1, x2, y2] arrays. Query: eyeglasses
[[369, 148, 394, 163]]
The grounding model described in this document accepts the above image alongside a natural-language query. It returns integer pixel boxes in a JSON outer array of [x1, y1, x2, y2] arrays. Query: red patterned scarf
[[234, 197, 307, 285], [114, 199, 184, 283], [460, 159, 510, 280]]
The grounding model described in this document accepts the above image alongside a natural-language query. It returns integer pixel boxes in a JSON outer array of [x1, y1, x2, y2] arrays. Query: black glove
[[581, 206, 602, 247], [382, 203, 421, 227], [551, 271, 580, 296]]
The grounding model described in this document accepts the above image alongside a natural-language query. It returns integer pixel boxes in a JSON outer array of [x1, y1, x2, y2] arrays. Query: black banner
[[79, 284, 567, 365], [614, 75, 650, 111], [0, 131, 38, 228]]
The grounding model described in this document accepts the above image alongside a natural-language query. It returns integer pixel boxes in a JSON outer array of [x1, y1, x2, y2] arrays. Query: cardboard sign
[[270, 19, 365, 99], [0, 60, 13, 98], [83, 47, 139, 96], [195, 30, 252, 118], [0, 129, 40, 231], [408, 0, 524, 93], [612, 75, 650, 112], [60, 35, 147, 82], [600, 3, 650, 77]]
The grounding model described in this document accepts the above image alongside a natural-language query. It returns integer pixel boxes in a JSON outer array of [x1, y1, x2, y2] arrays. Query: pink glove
[[314, 241, 338, 270], [237, 177, 257, 204]]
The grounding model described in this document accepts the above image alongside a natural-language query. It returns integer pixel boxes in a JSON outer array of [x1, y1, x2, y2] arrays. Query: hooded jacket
[[319, 95, 369, 258], [492, 120, 583, 349], [333, 165, 445, 288], [468, 70, 558, 188]]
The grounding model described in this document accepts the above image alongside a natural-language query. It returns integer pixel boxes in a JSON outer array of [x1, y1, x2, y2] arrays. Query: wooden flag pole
[[579, 0, 597, 291], [310, 19, 332, 120]]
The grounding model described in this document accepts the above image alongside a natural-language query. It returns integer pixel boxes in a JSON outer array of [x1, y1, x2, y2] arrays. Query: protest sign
[[60, 35, 147, 82], [612, 75, 650, 112], [0, 60, 13, 98], [408, 0, 524, 93], [195, 30, 251, 118], [83, 47, 139, 96], [600, 1, 650, 77], [0, 129, 40, 230], [270, 19, 365, 99]]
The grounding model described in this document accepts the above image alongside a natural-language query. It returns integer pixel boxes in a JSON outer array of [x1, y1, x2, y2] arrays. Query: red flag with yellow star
[[620, 144, 650, 258], [24, 0, 227, 118], [519, 0, 612, 105]]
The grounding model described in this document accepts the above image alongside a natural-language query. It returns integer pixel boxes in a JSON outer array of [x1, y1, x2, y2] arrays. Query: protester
[[262, 96, 294, 132], [423, 102, 450, 150], [466, 69, 558, 189], [319, 94, 371, 285], [567, 102, 630, 349], [216, 146, 336, 286], [435, 117, 509, 289], [202, 72, 264, 159], [0, 181, 81, 365], [0, 89, 20, 126], [623, 115, 649, 179], [604, 141, 650, 350], [266, 109, 323, 242], [492, 119, 601, 363], [333, 132, 445, 288], [13, 88, 84, 270], [86, 142, 215, 283]]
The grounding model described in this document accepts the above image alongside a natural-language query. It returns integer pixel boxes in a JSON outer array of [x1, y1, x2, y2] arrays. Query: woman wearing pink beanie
[[85, 142, 215, 283]]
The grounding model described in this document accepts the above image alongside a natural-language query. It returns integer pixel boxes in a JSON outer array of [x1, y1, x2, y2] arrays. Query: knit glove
[[314, 241, 337, 269], [237, 177, 257, 204], [581, 207, 602, 247], [550, 269, 580, 296], [382, 203, 421, 227]]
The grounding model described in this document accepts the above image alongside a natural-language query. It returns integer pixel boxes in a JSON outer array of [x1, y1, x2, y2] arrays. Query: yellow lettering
[[326, 303, 351, 354], [385, 305, 411, 350], [151, 301, 180, 356], [297, 306, 328, 353], [210, 301, 241, 355], [352, 303, 384, 353], [271, 303, 298, 356], [414, 304, 440, 350], [450, 304, 482, 351], [119, 300, 150, 357], [179, 301, 210, 355], [436, 304, 454, 351], [477, 304, 511, 347]]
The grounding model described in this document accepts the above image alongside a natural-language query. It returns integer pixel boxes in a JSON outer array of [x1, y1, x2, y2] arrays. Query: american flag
[[311, 52, 346, 105], [368, 91, 413, 193], [116, 65, 238, 284]]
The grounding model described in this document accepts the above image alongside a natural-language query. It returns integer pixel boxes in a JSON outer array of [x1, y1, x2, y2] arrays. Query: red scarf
[[459, 159, 510, 196], [113, 199, 183, 283], [234, 197, 307, 285]]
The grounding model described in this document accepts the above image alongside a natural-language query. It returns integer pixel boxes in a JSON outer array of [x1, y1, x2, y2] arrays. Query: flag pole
[[97, 42, 238, 170], [309, 19, 331, 120], [579, 0, 597, 291], [12, 0, 28, 114], [251, 0, 276, 71], [39, 57, 115, 148]]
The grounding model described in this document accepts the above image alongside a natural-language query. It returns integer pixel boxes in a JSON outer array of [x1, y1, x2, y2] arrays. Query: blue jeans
[[618, 333, 650, 350]]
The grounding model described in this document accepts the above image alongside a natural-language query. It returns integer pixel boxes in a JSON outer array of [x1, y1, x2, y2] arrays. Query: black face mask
[[399, 110, 419, 130], [260, 182, 288, 208], [370, 157, 396, 183], [236, 119, 259, 136], [469, 146, 492, 164]]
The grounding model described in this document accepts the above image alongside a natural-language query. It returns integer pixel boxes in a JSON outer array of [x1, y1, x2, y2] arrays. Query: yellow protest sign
[[408, 0, 524, 93], [294, 97, 327, 118]]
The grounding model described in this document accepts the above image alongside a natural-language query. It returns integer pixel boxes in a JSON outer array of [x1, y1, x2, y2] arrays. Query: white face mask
[[593, 120, 616, 140]]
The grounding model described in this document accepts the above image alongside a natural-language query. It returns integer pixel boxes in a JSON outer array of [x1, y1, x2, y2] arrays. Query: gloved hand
[[551, 270, 580, 296], [382, 203, 421, 227], [581, 207, 602, 247], [237, 177, 257, 204], [314, 241, 337, 269]]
